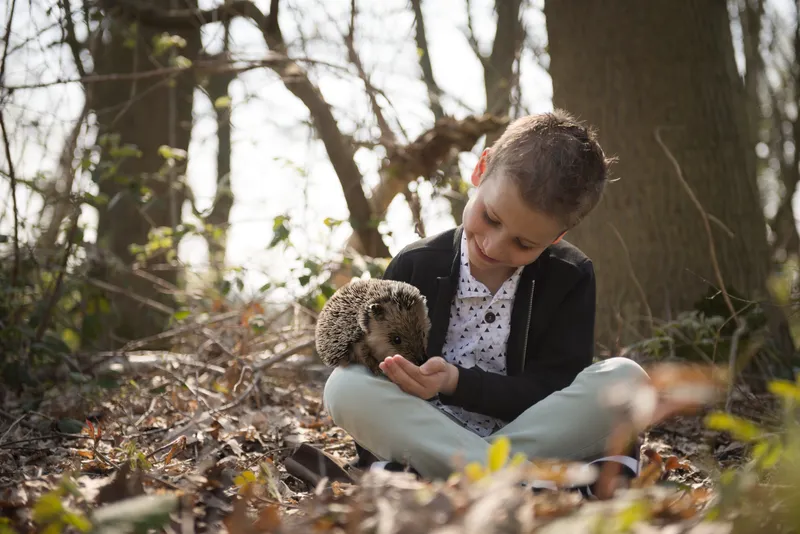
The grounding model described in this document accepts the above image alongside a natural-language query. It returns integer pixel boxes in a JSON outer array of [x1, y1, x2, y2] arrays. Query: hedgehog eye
[[390, 335, 402, 345]]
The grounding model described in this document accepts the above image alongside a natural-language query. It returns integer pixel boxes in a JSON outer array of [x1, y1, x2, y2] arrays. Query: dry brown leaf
[[163, 435, 187, 464], [95, 463, 145, 505], [253, 504, 282, 532]]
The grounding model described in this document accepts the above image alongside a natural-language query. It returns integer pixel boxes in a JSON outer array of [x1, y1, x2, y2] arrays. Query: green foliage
[[701, 377, 800, 532], [151, 32, 187, 57], [30, 475, 92, 534]]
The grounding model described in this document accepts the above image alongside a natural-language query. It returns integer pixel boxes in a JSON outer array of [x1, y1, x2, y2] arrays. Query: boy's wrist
[[439, 362, 459, 396]]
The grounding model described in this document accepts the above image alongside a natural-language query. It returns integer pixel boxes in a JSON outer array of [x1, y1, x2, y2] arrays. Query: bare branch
[[403, 186, 426, 239], [38, 100, 91, 250], [99, 0, 268, 29], [4, 54, 353, 91], [0, 0, 19, 283], [0, 112, 19, 286], [0, 0, 16, 86], [411, 0, 444, 120], [654, 127, 741, 329], [464, 0, 487, 67], [32, 210, 81, 346], [346, 114, 508, 253], [484, 0, 524, 118], [343, 0, 394, 146], [60, 0, 87, 77]]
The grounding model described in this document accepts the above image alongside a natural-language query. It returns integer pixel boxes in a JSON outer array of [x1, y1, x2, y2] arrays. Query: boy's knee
[[322, 365, 377, 424], [601, 357, 649, 385]]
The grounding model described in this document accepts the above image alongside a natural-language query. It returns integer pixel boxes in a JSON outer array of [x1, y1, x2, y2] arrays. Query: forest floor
[[0, 338, 786, 533]]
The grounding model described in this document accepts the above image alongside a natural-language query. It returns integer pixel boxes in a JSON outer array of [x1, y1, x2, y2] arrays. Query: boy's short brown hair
[[484, 109, 614, 230]]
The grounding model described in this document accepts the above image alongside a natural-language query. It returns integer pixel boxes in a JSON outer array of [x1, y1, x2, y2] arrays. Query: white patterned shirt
[[430, 231, 524, 436]]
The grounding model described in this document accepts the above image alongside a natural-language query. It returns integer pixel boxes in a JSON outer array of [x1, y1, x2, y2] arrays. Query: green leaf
[[91, 494, 179, 533], [109, 144, 143, 159], [171, 55, 192, 69], [487, 436, 510, 472], [173, 309, 191, 321], [152, 32, 187, 56], [214, 96, 232, 109], [62, 511, 91, 532], [56, 418, 86, 434], [32, 493, 64, 523], [158, 145, 187, 161], [61, 328, 80, 351], [768, 379, 800, 403], [705, 411, 763, 442]]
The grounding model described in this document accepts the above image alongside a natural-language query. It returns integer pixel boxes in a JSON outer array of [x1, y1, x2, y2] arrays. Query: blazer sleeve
[[437, 260, 596, 422]]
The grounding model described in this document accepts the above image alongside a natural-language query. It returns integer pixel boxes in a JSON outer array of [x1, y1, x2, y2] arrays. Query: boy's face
[[462, 151, 566, 274]]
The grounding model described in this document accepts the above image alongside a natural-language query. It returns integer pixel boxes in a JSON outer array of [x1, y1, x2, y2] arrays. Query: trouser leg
[[323, 364, 487, 480], [492, 357, 649, 463], [323, 357, 649, 481]]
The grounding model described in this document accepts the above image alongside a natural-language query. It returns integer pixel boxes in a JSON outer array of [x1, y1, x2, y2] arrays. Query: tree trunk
[[544, 0, 772, 351], [81, 2, 201, 349], [203, 51, 236, 288]]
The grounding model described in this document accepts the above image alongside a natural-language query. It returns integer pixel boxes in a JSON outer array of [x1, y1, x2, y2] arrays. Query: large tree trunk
[[81, 1, 201, 349], [544, 0, 772, 351]]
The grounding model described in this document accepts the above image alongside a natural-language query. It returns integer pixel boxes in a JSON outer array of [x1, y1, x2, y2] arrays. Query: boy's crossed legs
[[323, 357, 649, 481]]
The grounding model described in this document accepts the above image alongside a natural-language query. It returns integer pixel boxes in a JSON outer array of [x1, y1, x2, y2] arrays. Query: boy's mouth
[[475, 242, 499, 264]]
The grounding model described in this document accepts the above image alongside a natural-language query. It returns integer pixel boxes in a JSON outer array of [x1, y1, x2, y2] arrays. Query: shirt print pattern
[[430, 232, 524, 437]]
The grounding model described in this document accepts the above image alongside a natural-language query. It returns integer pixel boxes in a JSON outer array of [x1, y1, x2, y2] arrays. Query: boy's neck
[[469, 262, 517, 295]]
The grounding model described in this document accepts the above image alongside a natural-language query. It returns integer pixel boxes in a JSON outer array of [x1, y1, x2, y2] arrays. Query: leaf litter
[[0, 310, 776, 533]]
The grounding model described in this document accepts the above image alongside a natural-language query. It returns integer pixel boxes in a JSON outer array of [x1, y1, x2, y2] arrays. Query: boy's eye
[[482, 210, 499, 226]]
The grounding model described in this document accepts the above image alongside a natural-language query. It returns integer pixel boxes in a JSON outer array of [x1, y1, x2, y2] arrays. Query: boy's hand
[[379, 355, 459, 400]]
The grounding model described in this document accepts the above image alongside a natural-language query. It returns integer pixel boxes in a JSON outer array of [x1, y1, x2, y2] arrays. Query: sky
[[0, 0, 793, 301], [0, 0, 553, 300]]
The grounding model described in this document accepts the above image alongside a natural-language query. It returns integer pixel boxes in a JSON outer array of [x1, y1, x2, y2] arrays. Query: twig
[[211, 338, 315, 415], [151, 363, 214, 411], [0, 413, 26, 444], [726, 322, 749, 412], [654, 127, 739, 324], [200, 327, 236, 359], [33, 211, 81, 345], [655, 126, 745, 410], [0, 0, 17, 83], [464, 0, 487, 66], [0, 432, 113, 448], [608, 222, 653, 333], [410, 0, 444, 120], [343, 0, 394, 146], [83, 277, 175, 315], [118, 310, 240, 351], [4, 55, 350, 91], [0, 111, 19, 286]]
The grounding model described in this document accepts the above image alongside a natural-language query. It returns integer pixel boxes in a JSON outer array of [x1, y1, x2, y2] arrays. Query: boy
[[322, 110, 649, 491]]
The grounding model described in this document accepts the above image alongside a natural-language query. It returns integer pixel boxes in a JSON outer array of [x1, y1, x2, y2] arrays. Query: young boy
[[322, 110, 649, 490]]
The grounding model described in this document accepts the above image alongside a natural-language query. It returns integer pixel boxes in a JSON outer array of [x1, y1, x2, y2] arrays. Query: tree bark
[[82, 0, 201, 348], [202, 48, 236, 287], [544, 0, 772, 350]]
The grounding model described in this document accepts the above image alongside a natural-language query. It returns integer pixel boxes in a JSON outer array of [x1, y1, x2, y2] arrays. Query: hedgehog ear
[[358, 302, 384, 332]]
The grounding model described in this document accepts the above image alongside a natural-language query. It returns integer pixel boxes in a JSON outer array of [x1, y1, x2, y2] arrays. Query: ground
[[0, 342, 782, 533]]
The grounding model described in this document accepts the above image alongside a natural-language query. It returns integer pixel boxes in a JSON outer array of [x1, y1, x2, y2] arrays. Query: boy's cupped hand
[[379, 355, 458, 400]]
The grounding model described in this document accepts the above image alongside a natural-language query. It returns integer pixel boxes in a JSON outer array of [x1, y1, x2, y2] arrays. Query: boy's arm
[[437, 261, 596, 422]]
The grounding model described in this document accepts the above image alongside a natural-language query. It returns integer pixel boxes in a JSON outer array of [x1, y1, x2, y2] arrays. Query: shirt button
[[485, 312, 496, 323]]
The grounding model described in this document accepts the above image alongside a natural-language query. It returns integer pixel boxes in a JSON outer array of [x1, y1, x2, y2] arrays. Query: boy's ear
[[551, 231, 567, 244], [470, 148, 490, 186]]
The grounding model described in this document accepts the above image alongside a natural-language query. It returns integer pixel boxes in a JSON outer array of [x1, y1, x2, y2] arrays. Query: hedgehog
[[314, 278, 431, 375]]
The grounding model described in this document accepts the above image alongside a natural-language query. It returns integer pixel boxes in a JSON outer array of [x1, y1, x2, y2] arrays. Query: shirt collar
[[457, 231, 523, 299]]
